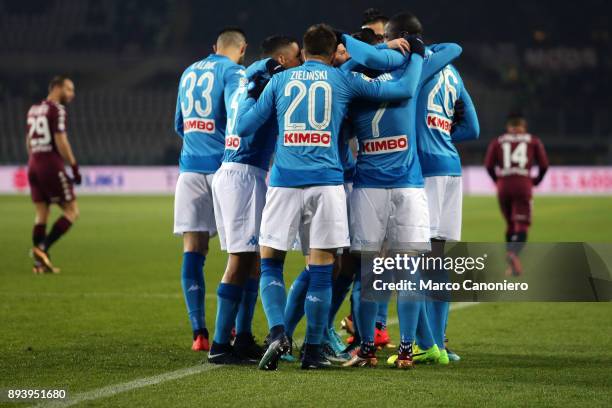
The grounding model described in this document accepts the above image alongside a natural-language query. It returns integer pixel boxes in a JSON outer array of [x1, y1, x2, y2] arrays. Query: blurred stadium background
[[1, 0, 610, 168]]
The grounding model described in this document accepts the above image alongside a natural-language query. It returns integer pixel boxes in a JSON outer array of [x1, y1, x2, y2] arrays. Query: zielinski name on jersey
[[283, 131, 331, 147], [361, 135, 408, 155], [184, 118, 215, 134], [225, 135, 240, 150], [426, 113, 452, 136]]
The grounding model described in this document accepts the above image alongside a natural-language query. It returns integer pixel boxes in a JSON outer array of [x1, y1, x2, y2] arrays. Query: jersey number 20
[[284, 80, 332, 131]]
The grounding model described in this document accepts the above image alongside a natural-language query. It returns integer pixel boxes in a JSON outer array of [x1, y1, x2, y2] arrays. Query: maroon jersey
[[26, 99, 66, 167], [484, 133, 549, 192], [485, 133, 549, 229], [26, 100, 75, 203]]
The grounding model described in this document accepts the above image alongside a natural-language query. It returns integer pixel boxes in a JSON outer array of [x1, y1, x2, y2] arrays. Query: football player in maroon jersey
[[484, 113, 549, 276], [26, 76, 81, 273]]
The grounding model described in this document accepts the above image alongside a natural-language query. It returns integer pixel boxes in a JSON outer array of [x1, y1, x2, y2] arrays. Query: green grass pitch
[[0, 195, 611, 407]]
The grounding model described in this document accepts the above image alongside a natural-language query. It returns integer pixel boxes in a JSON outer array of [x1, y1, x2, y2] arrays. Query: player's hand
[[532, 176, 543, 186], [404, 34, 425, 57], [71, 164, 82, 185], [386, 38, 411, 55], [248, 75, 269, 100], [265, 58, 285, 76], [334, 30, 346, 46], [453, 99, 465, 123]]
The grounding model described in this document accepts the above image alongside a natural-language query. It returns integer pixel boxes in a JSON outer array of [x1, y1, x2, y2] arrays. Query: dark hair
[[351, 27, 378, 45], [261, 35, 298, 57], [386, 11, 423, 39], [303, 24, 337, 58], [362, 8, 388, 25], [507, 111, 527, 127], [48, 75, 69, 92]]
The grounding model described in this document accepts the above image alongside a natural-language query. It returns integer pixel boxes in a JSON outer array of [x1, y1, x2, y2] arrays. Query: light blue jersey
[[348, 44, 463, 188], [339, 120, 356, 182], [174, 54, 244, 173], [416, 50, 479, 177], [223, 59, 277, 171], [235, 57, 423, 188]]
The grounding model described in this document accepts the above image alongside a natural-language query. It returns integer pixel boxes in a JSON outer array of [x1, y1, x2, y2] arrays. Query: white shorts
[[291, 182, 353, 254], [173, 172, 217, 235], [350, 187, 431, 253], [212, 162, 267, 253], [260, 185, 350, 254], [424, 175, 462, 241]]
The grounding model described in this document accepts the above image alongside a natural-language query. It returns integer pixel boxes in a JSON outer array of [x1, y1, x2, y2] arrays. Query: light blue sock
[[180, 252, 206, 332], [426, 264, 450, 349], [376, 300, 389, 327], [259, 258, 286, 330], [304, 264, 332, 345], [328, 274, 353, 328], [416, 301, 435, 349], [358, 299, 378, 344], [426, 300, 449, 349], [213, 283, 243, 344], [235, 278, 258, 335], [351, 260, 362, 337], [397, 292, 420, 345], [284, 268, 309, 338]]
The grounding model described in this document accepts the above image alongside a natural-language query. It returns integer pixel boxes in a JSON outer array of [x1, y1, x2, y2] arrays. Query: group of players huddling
[[171, 8, 480, 370], [25, 8, 489, 370]]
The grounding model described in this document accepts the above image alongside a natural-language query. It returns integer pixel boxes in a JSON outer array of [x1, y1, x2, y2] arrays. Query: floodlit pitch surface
[[1, 195, 610, 407]]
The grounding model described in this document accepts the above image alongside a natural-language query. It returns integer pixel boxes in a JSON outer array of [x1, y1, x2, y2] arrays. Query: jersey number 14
[[501, 141, 528, 169]]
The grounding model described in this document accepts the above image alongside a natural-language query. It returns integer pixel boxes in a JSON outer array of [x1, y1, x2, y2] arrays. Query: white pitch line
[[0, 292, 215, 300], [31, 364, 221, 408], [30, 302, 480, 408], [385, 301, 480, 326]]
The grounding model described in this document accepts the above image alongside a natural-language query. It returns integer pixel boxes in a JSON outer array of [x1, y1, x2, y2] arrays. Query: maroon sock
[[42, 216, 72, 251], [32, 224, 46, 247]]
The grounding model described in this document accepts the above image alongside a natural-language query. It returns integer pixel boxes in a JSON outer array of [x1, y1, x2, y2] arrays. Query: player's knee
[[63, 202, 80, 222], [183, 232, 209, 255]]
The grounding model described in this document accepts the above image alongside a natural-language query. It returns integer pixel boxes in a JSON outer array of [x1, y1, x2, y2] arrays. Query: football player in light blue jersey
[[281, 31, 413, 363], [209, 37, 302, 365], [173, 28, 247, 352], [340, 16, 462, 368], [234, 23, 423, 370], [411, 14, 480, 365]]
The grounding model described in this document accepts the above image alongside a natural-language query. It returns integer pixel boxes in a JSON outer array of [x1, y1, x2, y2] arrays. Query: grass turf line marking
[[30, 364, 221, 408], [0, 292, 214, 300], [31, 302, 480, 407], [385, 302, 479, 326]]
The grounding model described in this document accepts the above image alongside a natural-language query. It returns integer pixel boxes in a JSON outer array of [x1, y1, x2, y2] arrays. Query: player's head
[[48, 75, 75, 104], [261, 35, 302, 68], [361, 8, 388, 41], [385, 11, 423, 40], [214, 27, 247, 64], [506, 112, 528, 133], [332, 43, 349, 67], [302, 24, 337, 65], [352, 27, 379, 46], [332, 28, 377, 69]]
